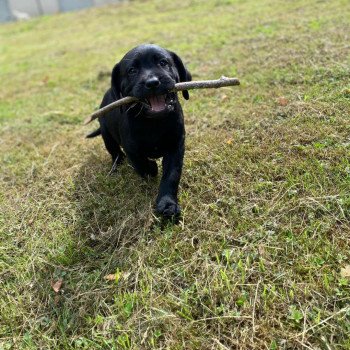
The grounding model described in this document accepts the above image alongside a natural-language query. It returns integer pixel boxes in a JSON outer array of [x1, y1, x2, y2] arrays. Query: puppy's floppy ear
[[169, 51, 192, 100], [111, 63, 122, 100]]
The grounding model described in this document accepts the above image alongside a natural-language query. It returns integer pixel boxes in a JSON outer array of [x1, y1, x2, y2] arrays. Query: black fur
[[88, 44, 191, 217]]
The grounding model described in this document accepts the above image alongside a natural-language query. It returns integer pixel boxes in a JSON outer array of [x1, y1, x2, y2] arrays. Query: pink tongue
[[148, 95, 166, 112]]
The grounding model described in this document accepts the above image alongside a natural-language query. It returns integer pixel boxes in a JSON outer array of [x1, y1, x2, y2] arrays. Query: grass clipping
[[84, 76, 240, 124]]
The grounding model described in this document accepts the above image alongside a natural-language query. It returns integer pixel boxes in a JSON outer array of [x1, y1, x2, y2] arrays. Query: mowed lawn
[[1, 0, 350, 348]]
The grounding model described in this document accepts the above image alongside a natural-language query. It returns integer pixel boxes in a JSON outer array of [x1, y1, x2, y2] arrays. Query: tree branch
[[84, 76, 240, 125]]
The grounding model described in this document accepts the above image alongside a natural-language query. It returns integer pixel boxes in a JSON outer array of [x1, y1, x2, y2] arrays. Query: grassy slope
[[1, 0, 350, 348]]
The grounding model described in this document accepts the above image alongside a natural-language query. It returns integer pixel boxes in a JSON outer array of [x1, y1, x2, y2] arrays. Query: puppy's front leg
[[156, 142, 184, 217]]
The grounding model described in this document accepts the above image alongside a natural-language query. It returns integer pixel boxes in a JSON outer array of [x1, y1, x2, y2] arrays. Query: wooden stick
[[84, 76, 240, 125], [84, 96, 138, 125]]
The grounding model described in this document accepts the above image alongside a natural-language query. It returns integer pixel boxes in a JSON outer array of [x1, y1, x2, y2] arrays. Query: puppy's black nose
[[145, 77, 160, 89]]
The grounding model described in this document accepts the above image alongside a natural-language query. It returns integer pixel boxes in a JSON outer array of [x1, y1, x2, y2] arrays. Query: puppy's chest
[[136, 131, 174, 158], [127, 117, 183, 158]]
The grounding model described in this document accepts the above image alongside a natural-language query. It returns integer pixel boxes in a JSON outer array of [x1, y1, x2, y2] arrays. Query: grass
[[1, 0, 350, 348]]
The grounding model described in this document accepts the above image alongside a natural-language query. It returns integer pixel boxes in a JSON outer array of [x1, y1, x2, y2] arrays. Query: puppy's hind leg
[[101, 129, 125, 171], [127, 153, 158, 178]]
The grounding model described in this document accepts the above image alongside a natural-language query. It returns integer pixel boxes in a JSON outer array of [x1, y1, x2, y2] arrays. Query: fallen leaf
[[104, 270, 130, 283], [226, 138, 233, 145], [340, 265, 350, 278], [221, 94, 229, 102], [104, 274, 116, 281], [51, 278, 63, 293], [277, 97, 288, 106]]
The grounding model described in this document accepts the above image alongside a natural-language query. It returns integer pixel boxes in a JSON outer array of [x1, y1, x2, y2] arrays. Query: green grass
[[1, 0, 350, 348]]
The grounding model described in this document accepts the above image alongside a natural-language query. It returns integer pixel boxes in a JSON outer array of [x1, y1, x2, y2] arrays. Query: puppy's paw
[[156, 195, 181, 218]]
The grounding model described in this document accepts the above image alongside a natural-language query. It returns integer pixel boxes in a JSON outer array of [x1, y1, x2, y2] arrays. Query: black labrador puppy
[[87, 44, 192, 217]]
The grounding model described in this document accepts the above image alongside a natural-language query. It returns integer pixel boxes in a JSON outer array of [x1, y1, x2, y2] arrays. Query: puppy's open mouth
[[142, 93, 175, 114]]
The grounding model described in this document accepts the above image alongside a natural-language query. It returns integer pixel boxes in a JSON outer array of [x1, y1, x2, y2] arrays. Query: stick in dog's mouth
[[84, 77, 240, 125]]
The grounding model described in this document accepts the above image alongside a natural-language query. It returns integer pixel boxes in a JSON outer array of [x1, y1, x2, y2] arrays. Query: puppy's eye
[[128, 67, 137, 75], [159, 59, 168, 67]]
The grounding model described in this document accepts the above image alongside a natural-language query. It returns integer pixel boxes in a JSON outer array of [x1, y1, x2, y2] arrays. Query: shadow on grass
[[72, 152, 162, 254], [27, 150, 184, 348]]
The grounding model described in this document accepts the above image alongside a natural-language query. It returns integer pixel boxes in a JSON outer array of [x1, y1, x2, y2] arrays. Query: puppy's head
[[111, 44, 191, 116]]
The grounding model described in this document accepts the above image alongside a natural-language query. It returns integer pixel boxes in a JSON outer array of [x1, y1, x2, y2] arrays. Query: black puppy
[[87, 44, 192, 217]]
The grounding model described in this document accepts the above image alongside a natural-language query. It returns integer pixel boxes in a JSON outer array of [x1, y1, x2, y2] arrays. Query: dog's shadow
[[30, 153, 173, 338], [72, 152, 164, 254]]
